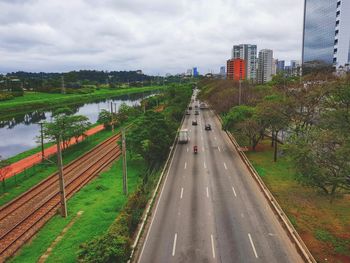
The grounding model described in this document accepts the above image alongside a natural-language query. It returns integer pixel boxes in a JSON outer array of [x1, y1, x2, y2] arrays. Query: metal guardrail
[[215, 113, 316, 263]]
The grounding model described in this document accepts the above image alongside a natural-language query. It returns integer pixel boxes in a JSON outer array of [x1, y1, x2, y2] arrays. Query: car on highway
[[205, 124, 211, 130], [195, 110, 199, 115], [192, 120, 198, 126], [186, 110, 190, 115], [189, 106, 192, 110]]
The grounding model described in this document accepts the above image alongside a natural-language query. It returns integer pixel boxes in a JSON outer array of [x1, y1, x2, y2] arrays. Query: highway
[[137, 97, 303, 263]]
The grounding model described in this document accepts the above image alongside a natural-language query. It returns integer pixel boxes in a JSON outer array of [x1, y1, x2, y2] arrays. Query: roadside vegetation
[[198, 74, 350, 262]]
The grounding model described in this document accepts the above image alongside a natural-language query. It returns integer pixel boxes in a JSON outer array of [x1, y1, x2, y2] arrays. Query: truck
[[178, 129, 189, 144]]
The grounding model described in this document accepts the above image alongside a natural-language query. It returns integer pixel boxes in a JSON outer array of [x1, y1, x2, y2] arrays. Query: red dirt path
[[0, 125, 105, 180]]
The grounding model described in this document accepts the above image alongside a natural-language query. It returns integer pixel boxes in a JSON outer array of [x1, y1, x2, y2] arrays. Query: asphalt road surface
[[137, 99, 303, 263]]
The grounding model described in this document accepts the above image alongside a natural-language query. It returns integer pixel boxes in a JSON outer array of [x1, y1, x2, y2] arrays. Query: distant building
[[232, 44, 257, 81], [277, 60, 285, 72], [227, 58, 246, 81], [136, 70, 143, 75], [186, 69, 192, 76], [302, 0, 350, 71], [193, 67, 199, 77], [257, 49, 273, 83], [220, 66, 226, 77], [272, 59, 278, 75]]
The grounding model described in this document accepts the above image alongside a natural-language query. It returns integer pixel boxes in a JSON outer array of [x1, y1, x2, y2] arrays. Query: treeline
[[0, 70, 163, 95], [78, 84, 192, 262], [199, 73, 350, 200]]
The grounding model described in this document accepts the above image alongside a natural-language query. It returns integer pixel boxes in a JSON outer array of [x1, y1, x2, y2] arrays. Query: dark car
[[195, 110, 199, 115], [192, 120, 198, 126], [189, 106, 193, 110], [205, 124, 211, 130]]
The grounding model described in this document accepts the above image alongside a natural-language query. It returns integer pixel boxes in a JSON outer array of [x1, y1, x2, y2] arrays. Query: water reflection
[[0, 91, 155, 158]]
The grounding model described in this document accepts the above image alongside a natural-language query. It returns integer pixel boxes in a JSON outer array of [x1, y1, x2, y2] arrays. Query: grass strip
[[245, 140, 350, 262], [8, 157, 145, 263]]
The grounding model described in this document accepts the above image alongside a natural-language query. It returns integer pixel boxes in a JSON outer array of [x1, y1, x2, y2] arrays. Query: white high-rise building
[[257, 49, 273, 83], [334, 1, 350, 68], [232, 44, 257, 81]]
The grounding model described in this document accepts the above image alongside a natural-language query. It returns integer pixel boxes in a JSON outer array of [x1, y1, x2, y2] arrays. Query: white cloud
[[0, 0, 304, 74]]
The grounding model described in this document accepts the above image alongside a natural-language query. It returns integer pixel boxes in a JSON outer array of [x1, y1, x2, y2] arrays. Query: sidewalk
[[0, 125, 105, 180]]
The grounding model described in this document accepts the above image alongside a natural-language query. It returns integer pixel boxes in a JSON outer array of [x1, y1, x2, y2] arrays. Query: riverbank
[[0, 128, 117, 207], [0, 86, 164, 117], [1, 125, 104, 180]]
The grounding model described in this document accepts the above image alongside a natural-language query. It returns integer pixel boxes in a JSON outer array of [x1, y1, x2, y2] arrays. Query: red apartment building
[[227, 58, 246, 81]]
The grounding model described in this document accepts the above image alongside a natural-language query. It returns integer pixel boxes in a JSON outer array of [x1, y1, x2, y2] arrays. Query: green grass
[[0, 129, 117, 206], [0, 86, 165, 116], [8, 157, 145, 263], [245, 139, 350, 262]]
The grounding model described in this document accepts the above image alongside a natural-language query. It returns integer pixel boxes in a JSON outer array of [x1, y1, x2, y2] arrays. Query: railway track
[[0, 133, 122, 261]]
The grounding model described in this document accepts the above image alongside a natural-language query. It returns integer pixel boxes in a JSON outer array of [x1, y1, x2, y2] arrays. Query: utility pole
[[238, 79, 242, 105], [121, 128, 128, 195], [56, 135, 67, 217], [61, 75, 66, 94], [39, 122, 45, 162], [110, 101, 114, 132]]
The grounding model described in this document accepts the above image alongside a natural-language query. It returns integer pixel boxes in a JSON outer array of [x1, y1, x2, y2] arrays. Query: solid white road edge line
[[224, 162, 227, 170], [172, 233, 178, 256], [218, 146, 221, 152], [184, 162, 187, 169], [248, 233, 258, 258], [206, 187, 209, 198], [180, 188, 184, 199], [232, 186, 237, 197], [211, 234, 216, 259]]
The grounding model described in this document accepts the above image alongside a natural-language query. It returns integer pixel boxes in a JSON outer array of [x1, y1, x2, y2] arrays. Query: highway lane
[[137, 99, 303, 263]]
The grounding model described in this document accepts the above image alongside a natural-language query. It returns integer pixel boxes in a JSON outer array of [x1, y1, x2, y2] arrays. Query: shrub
[[0, 92, 14, 101]]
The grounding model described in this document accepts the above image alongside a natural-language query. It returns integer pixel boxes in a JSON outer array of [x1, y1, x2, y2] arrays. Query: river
[[0, 91, 155, 159]]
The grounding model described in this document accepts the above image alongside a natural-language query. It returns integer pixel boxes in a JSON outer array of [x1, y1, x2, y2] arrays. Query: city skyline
[[0, 0, 304, 75]]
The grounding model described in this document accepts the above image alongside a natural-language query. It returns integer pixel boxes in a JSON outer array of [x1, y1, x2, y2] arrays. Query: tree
[[256, 94, 290, 162], [43, 113, 90, 150], [97, 110, 113, 129], [288, 128, 350, 201], [222, 105, 255, 131], [127, 111, 173, 173], [222, 105, 265, 151], [0, 156, 11, 189]]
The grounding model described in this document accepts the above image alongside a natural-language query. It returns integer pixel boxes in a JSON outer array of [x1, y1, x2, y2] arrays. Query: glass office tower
[[302, 0, 336, 66], [302, 0, 350, 70]]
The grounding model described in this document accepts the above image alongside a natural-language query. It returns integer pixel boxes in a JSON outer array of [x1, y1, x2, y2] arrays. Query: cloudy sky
[[0, 0, 304, 75]]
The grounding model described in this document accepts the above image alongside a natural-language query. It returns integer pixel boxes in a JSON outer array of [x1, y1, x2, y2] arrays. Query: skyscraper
[[257, 49, 273, 83], [232, 44, 257, 81], [302, 0, 350, 70]]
